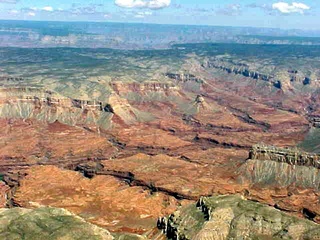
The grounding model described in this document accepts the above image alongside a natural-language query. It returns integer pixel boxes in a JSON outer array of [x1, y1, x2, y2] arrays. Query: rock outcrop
[[202, 58, 315, 89], [249, 144, 320, 168], [240, 145, 320, 190], [0, 87, 109, 111], [158, 195, 320, 240], [0, 76, 24, 84], [0, 181, 9, 208], [0, 86, 155, 129], [193, 94, 210, 111], [309, 115, 320, 128], [0, 87, 115, 128], [111, 81, 181, 97], [165, 73, 204, 84]]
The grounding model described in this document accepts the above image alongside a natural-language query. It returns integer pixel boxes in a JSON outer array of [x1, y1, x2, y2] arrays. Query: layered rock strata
[[249, 144, 320, 168], [158, 195, 320, 240], [241, 144, 320, 190], [202, 58, 314, 89], [0, 87, 111, 112], [165, 73, 204, 84]]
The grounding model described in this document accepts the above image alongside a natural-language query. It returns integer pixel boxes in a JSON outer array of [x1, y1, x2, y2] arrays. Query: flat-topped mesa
[[0, 86, 53, 95], [0, 87, 112, 112], [202, 59, 273, 81], [249, 144, 320, 168], [202, 59, 314, 88], [165, 73, 204, 84], [110, 81, 180, 96], [0, 87, 67, 105], [0, 76, 24, 83]]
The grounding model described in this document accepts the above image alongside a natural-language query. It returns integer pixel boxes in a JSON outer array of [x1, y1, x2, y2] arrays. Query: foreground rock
[[159, 195, 320, 240], [240, 145, 320, 222], [0, 207, 113, 240], [0, 181, 9, 207]]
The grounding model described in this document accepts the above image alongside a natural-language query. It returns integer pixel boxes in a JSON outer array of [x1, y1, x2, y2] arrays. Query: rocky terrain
[[158, 195, 320, 240], [0, 207, 114, 240], [202, 57, 318, 89], [11, 165, 181, 234], [0, 43, 320, 238], [1, 21, 320, 49], [240, 145, 320, 191]]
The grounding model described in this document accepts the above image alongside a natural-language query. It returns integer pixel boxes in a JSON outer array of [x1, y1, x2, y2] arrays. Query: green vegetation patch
[[0, 207, 112, 240], [298, 127, 320, 153]]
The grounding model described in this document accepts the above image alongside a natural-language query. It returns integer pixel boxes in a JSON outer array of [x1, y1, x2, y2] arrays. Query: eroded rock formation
[[165, 73, 204, 84], [249, 144, 320, 168], [0, 86, 112, 112], [309, 115, 320, 128], [158, 195, 320, 240], [202, 58, 315, 90], [240, 145, 320, 191]]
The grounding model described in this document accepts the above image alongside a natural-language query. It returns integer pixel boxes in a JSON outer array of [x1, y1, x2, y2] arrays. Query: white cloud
[[115, 0, 170, 9], [272, 2, 310, 14], [137, 11, 153, 15], [134, 11, 153, 18], [9, 9, 19, 14], [216, 4, 241, 16], [42, 6, 54, 12], [134, 14, 145, 18], [27, 12, 35, 16]]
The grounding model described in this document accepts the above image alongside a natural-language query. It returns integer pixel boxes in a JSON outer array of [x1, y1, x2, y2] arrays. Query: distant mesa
[[165, 72, 204, 84], [0, 76, 24, 83], [202, 58, 315, 90], [248, 144, 320, 168]]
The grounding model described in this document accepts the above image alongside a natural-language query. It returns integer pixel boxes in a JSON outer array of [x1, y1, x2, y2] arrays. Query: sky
[[0, 0, 318, 29]]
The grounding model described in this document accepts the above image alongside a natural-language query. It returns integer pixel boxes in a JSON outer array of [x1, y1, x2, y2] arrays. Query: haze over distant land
[[1, 20, 320, 49], [0, 0, 319, 29]]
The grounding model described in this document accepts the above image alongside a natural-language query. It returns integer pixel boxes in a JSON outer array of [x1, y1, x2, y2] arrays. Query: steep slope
[[0, 207, 113, 240], [240, 145, 320, 190], [158, 195, 320, 240]]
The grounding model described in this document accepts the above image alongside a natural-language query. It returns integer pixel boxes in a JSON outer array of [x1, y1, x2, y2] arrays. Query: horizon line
[[1, 18, 320, 33]]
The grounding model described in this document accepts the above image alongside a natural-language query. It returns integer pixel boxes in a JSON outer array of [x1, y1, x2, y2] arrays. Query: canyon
[[0, 43, 320, 239]]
